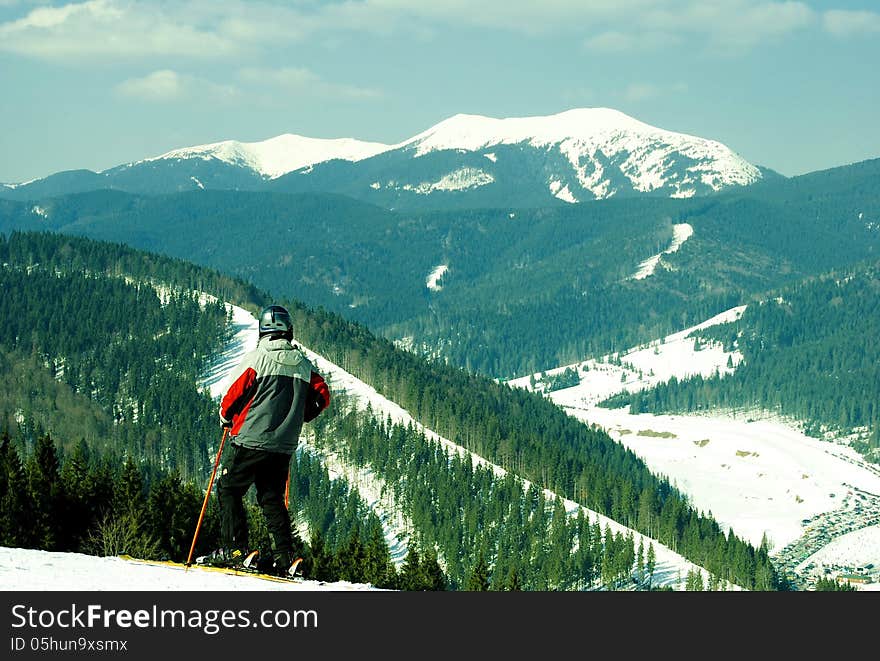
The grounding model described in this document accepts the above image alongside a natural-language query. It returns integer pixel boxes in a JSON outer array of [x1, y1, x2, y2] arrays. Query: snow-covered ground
[[509, 306, 880, 589], [0, 547, 380, 591]]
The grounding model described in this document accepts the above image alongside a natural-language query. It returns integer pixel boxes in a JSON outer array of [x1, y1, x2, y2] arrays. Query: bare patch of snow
[[549, 179, 578, 203], [426, 264, 448, 291], [403, 168, 494, 194], [630, 223, 694, 280]]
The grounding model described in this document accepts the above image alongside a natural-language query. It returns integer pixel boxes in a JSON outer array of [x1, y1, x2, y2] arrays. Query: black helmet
[[258, 305, 293, 340]]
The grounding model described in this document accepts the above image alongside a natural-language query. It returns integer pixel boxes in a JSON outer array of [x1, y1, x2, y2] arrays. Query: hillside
[[2, 156, 876, 379], [601, 261, 880, 456], [0, 231, 780, 590], [204, 301, 730, 591]]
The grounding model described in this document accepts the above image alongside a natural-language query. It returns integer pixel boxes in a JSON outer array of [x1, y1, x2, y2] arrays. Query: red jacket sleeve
[[220, 367, 257, 431], [303, 371, 330, 422]]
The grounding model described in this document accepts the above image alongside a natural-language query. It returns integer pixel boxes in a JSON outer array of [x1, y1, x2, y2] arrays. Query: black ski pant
[[216, 443, 292, 558]]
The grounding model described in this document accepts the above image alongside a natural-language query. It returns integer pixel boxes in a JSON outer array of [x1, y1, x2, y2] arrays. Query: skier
[[198, 304, 330, 576]]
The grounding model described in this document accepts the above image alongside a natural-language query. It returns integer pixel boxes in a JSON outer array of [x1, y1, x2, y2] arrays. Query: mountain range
[[3, 104, 880, 593], [1, 108, 773, 208]]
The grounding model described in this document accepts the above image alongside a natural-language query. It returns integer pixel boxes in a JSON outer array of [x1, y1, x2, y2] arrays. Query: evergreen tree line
[[0, 431, 204, 560], [0, 232, 234, 477], [0, 230, 265, 311], [0, 429, 447, 589], [600, 263, 880, 458]]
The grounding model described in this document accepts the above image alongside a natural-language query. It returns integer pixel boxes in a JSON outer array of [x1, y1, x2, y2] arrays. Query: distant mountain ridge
[[1, 108, 766, 208], [136, 133, 391, 179]]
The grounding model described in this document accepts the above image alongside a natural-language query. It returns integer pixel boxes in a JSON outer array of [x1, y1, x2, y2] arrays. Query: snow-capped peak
[[401, 107, 651, 153], [141, 134, 392, 179], [399, 108, 761, 199]]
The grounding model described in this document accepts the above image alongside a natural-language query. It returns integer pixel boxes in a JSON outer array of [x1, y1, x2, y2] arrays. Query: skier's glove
[[303, 391, 326, 423], [219, 411, 233, 429]]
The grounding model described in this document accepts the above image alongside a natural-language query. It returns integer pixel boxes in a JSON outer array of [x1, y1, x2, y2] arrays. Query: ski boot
[[196, 547, 259, 569]]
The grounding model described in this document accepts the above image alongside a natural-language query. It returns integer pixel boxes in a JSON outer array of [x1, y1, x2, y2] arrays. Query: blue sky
[[1, 0, 878, 182]]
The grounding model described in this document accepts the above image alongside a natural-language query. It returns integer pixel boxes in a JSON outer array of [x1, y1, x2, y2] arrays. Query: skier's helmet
[[258, 305, 293, 340]]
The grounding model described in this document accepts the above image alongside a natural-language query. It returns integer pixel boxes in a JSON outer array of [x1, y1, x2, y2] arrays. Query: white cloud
[[823, 9, 880, 37], [0, 0, 240, 59], [585, 29, 680, 53], [115, 70, 237, 102], [113, 65, 380, 107], [116, 70, 183, 101], [319, 0, 816, 48], [0, 0, 850, 62], [238, 66, 382, 100], [623, 81, 688, 102], [633, 1, 816, 52]]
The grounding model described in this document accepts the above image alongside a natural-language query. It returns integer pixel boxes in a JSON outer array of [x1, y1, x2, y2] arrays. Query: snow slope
[[0, 547, 380, 591], [630, 222, 694, 280], [508, 306, 880, 588]]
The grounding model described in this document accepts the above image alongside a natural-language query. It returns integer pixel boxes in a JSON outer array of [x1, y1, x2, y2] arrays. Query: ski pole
[[186, 427, 229, 567], [284, 471, 290, 509]]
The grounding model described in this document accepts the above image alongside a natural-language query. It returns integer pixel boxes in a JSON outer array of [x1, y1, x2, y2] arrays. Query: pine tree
[[362, 525, 395, 589], [59, 439, 92, 551], [494, 563, 522, 591], [338, 529, 366, 583], [115, 457, 146, 518], [419, 548, 447, 591], [27, 434, 63, 550], [0, 433, 31, 547], [398, 547, 422, 591], [466, 551, 490, 591], [646, 542, 656, 588], [146, 472, 202, 560], [307, 528, 333, 582], [637, 537, 645, 587]]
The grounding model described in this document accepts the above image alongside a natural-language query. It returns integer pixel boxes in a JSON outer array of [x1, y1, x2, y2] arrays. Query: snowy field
[[508, 306, 880, 589]]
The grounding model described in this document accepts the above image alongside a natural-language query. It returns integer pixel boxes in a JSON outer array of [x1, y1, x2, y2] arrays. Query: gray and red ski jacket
[[219, 337, 330, 455]]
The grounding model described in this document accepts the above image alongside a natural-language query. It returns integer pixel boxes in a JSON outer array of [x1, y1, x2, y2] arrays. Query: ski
[[118, 554, 312, 585]]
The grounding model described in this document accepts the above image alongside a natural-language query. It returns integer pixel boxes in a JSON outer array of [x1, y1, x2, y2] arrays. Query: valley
[[509, 308, 880, 590]]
